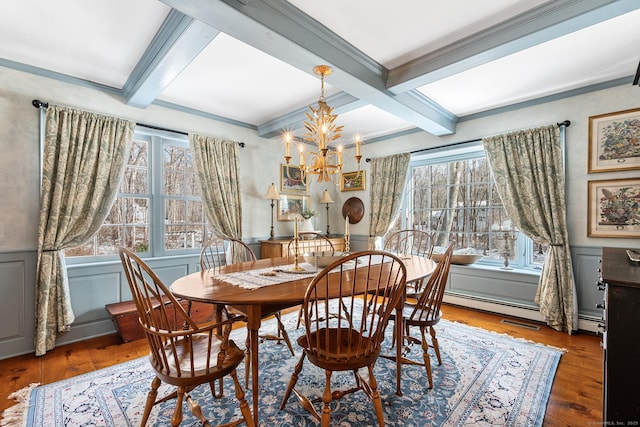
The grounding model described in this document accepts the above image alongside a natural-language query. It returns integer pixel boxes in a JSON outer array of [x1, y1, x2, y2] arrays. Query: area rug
[[2, 310, 562, 427]]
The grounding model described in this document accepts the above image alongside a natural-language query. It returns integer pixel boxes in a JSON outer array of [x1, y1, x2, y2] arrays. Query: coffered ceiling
[[1, 0, 638, 144]]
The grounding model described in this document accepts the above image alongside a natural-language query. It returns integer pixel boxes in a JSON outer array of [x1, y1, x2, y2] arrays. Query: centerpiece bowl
[[303, 251, 347, 268]]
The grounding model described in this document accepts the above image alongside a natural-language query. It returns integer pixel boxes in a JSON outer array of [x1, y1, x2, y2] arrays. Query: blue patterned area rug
[[3, 311, 562, 426]]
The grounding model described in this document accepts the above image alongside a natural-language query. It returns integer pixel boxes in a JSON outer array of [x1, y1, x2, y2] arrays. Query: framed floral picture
[[588, 108, 640, 173], [587, 178, 640, 238], [277, 194, 310, 221], [340, 171, 366, 192], [280, 164, 307, 193]]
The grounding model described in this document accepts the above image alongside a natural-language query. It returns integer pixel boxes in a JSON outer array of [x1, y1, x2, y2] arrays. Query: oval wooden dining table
[[171, 254, 436, 424]]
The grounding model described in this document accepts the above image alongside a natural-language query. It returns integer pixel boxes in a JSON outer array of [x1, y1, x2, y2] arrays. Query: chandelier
[[283, 65, 362, 187]]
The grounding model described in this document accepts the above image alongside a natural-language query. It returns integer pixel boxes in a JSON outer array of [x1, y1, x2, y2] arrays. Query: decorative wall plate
[[342, 197, 364, 224]]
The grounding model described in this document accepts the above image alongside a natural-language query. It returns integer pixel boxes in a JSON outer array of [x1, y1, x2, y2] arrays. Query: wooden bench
[[105, 299, 216, 343]]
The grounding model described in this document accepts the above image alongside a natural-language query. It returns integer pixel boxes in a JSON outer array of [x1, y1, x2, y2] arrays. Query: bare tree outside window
[[392, 153, 547, 269], [66, 133, 207, 258]]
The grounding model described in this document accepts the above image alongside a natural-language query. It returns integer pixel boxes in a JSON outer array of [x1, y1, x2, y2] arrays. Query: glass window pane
[[124, 226, 149, 253], [97, 226, 121, 255], [165, 225, 186, 250], [165, 199, 186, 224]]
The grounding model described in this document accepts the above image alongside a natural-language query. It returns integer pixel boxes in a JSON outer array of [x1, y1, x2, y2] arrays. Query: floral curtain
[[36, 105, 134, 355], [368, 153, 410, 249], [483, 124, 577, 333], [188, 134, 243, 261]]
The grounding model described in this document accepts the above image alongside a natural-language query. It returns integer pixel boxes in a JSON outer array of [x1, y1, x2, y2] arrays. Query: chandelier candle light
[[283, 65, 363, 188]]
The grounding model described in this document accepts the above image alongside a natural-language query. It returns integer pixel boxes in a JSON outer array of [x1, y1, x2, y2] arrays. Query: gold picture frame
[[587, 177, 640, 238], [280, 164, 307, 194], [277, 194, 310, 221], [340, 171, 365, 192], [588, 108, 640, 173]]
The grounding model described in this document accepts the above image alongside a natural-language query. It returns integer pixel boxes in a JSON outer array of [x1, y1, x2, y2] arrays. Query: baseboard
[[443, 293, 601, 334]]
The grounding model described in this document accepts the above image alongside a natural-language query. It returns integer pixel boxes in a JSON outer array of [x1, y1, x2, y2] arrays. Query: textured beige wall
[[0, 64, 637, 253]]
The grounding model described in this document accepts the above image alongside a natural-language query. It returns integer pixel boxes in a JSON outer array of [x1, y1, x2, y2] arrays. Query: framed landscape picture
[[277, 194, 310, 221], [340, 171, 365, 192], [280, 164, 307, 193], [587, 178, 640, 238], [588, 108, 640, 173]]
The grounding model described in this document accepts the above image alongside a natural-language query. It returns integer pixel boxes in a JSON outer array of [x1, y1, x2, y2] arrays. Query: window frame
[[65, 126, 205, 264], [397, 141, 543, 271]]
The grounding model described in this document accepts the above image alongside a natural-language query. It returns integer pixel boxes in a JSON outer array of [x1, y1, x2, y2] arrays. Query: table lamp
[[264, 183, 280, 240], [320, 189, 334, 236]]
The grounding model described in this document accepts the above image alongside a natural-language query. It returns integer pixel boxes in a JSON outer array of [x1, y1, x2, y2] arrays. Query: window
[[392, 142, 547, 269], [65, 127, 207, 259]]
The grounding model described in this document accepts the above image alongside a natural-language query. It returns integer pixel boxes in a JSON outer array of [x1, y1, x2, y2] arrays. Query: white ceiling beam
[[123, 9, 220, 108], [388, 0, 640, 93], [160, 0, 458, 136]]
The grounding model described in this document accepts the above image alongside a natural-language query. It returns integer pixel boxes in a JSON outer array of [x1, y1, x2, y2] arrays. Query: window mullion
[[150, 135, 164, 257]]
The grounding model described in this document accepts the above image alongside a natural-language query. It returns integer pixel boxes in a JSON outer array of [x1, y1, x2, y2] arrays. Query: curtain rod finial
[[557, 120, 570, 127], [32, 99, 48, 109]]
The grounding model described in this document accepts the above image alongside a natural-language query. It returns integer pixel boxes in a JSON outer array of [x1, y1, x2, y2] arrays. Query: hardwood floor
[[0, 303, 603, 425]]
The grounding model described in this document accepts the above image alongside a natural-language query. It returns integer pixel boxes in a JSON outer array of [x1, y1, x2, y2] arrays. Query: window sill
[[450, 262, 541, 277]]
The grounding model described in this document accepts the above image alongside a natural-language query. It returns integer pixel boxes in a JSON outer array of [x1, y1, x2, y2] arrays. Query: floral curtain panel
[[368, 153, 410, 249], [188, 135, 243, 260], [36, 106, 134, 355], [483, 124, 577, 333]]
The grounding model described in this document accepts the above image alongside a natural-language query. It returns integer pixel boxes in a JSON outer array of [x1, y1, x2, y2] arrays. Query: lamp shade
[[320, 189, 334, 204], [264, 183, 280, 200]]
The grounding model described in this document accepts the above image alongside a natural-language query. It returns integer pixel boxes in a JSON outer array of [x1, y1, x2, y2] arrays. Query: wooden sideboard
[[599, 247, 640, 424], [259, 237, 345, 259]]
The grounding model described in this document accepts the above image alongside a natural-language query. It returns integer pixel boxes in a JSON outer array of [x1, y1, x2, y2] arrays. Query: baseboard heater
[[444, 292, 600, 333]]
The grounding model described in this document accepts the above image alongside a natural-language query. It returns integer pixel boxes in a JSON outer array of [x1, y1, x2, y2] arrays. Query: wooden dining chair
[[383, 228, 435, 297], [279, 251, 407, 427], [200, 236, 294, 389], [118, 247, 254, 427], [286, 231, 335, 256], [287, 232, 338, 328], [382, 243, 454, 390]]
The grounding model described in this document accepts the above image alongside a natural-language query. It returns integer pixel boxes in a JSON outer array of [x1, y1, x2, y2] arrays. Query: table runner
[[210, 255, 386, 290], [209, 262, 318, 289]]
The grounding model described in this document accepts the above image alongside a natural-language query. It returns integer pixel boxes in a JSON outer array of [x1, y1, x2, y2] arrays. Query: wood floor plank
[[0, 303, 603, 425]]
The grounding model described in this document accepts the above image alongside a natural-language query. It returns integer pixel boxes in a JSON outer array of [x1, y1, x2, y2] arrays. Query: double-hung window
[[393, 142, 547, 270], [65, 127, 206, 260]]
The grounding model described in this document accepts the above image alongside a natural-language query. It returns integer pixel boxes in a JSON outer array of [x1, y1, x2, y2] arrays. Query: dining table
[[170, 254, 436, 424]]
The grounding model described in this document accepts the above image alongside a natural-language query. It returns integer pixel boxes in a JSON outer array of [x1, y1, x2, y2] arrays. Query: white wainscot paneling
[[0, 260, 27, 339]]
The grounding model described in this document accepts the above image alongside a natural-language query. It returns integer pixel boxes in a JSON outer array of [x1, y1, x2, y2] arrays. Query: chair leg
[[419, 326, 433, 389], [244, 335, 251, 389], [230, 369, 255, 427], [171, 386, 185, 427], [280, 353, 306, 410], [295, 306, 305, 329], [186, 394, 209, 426], [141, 376, 161, 426], [321, 370, 333, 427], [367, 365, 385, 427], [274, 312, 295, 356], [429, 326, 442, 365]]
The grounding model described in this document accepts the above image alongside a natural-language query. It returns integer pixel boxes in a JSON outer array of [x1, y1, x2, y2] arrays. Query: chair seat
[[297, 328, 379, 370], [151, 335, 245, 386], [400, 303, 442, 326]]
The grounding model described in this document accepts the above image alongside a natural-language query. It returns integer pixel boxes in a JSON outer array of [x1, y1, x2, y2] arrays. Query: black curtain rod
[[365, 120, 570, 162], [31, 99, 245, 148]]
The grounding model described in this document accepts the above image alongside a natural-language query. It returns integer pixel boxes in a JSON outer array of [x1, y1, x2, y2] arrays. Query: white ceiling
[[1, 0, 638, 144]]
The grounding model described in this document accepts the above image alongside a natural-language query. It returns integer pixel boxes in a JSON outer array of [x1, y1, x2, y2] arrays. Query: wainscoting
[[0, 243, 603, 359]]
